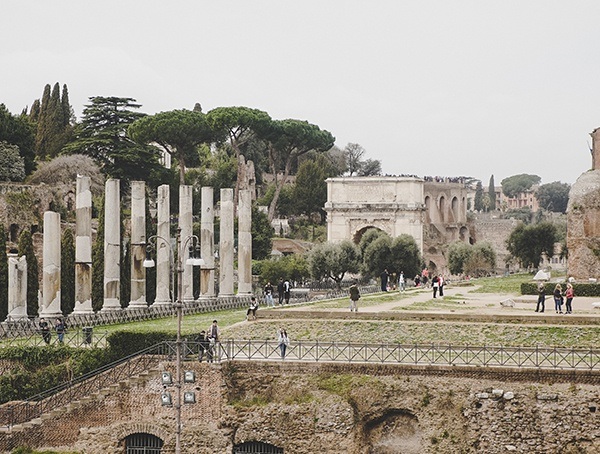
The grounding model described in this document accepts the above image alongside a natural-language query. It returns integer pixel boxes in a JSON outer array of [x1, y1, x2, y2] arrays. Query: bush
[[521, 282, 600, 297], [106, 331, 175, 360]]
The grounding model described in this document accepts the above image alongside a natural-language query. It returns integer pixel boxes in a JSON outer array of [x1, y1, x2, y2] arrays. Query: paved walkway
[[272, 284, 600, 320]]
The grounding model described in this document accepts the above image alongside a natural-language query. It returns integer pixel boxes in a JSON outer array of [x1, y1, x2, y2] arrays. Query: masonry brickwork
[[1, 361, 599, 453]]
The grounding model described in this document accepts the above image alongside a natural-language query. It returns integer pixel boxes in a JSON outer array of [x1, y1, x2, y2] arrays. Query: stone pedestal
[[73, 175, 93, 314], [6, 253, 27, 321], [153, 184, 172, 306], [129, 181, 147, 309], [102, 179, 121, 312], [237, 189, 252, 295], [40, 211, 62, 318], [200, 186, 215, 298], [179, 185, 194, 302], [218, 188, 235, 297]]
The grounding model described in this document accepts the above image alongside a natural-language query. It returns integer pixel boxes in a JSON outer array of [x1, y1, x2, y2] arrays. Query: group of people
[[263, 278, 291, 307], [39, 318, 66, 344], [196, 320, 290, 361], [536, 282, 575, 314]]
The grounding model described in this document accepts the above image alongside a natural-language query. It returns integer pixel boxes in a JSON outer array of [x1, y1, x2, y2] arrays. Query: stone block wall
[[1, 362, 600, 453]]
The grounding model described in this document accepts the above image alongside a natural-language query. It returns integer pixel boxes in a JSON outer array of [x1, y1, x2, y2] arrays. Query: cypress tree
[[34, 83, 72, 159], [0, 224, 8, 321], [91, 194, 105, 311], [474, 181, 484, 212], [488, 175, 496, 211], [61, 84, 72, 127], [61, 228, 75, 315], [29, 99, 41, 123], [35, 84, 52, 159], [17, 229, 39, 317]]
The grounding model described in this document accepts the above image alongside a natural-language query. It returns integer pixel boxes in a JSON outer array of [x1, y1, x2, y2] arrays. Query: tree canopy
[[536, 181, 570, 213], [64, 97, 165, 185], [261, 119, 334, 220], [501, 174, 541, 198], [129, 109, 214, 185], [360, 230, 422, 279], [448, 241, 496, 276], [309, 240, 361, 287], [0, 142, 25, 182], [0, 104, 36, 175], [506, 222, 557, 269]]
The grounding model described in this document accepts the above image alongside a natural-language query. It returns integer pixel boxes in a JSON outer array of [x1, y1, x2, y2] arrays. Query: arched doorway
[[124, 432, 164, 453], [438, 196, 446, 223], [233, 441, 284, 454], [353, 226, 384, 244]]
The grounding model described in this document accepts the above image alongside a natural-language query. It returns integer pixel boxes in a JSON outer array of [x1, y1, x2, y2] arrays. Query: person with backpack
[[349, 280, 361, 312]]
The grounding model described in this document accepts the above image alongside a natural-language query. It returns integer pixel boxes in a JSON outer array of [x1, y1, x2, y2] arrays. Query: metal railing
[[206, 339, 600, 371], [2, 338, 599, 429], [0, 342, 174, 428]]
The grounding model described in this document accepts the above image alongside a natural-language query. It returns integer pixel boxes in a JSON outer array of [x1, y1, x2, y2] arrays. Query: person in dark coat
[[197, 330, 210, 362], [277, 278, 285, 305], [380, 269, 389, 292]]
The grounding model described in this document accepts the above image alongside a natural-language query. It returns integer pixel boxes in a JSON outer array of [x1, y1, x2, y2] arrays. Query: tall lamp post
[[144, 229, 204, 454]]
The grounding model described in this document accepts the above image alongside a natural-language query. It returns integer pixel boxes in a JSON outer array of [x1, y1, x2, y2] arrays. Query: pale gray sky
[[2, 1, 600, 184]]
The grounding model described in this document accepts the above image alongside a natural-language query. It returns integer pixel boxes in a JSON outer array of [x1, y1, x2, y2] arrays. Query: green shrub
[[521, 282, 600, 297], [106, 331, 174, 360]]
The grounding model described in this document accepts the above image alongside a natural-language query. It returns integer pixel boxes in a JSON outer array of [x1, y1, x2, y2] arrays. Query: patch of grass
[[467, 274, 531, 294], [230, 395, 270, 408]]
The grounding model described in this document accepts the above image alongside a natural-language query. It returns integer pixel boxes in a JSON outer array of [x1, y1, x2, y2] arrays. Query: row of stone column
[[4, 177, 253, 321]]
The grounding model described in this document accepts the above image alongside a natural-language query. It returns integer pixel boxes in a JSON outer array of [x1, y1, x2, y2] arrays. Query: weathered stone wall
[[567, 169, 600, 279], [2, 362, 599, 453]]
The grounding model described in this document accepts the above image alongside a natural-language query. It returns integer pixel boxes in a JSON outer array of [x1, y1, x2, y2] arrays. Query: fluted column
[[129, 181, 147, 308], [237, 189, 252, 295], [179, 185, 194, 302], [102, 179, 121, 311], [218, 188, 235, 297], [73, 175, 93, 314], [153, 184, 172, 306], [40, 211, 62, 318], [6, 252, 28, 321], [199, 187, 215, 299]]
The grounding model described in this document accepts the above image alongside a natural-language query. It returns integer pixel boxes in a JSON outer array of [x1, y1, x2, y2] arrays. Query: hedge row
[[0, 331, 176, 405], [521, 282, 600, 297]]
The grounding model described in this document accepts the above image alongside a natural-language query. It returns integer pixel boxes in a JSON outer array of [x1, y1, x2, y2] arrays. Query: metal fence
[[2, 338, 599, 429], [205, 339, 600, 371]]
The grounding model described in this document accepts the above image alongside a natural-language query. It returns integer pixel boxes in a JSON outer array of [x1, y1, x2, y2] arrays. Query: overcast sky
[[3, 1, 600, 185]]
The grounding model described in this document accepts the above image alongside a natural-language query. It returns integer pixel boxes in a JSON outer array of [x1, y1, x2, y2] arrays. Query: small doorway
[[233, 441, 284, 454], [125, 432, 164, 454]]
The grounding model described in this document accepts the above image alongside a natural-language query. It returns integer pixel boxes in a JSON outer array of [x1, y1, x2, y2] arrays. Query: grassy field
[[37, 273, 596, 349]]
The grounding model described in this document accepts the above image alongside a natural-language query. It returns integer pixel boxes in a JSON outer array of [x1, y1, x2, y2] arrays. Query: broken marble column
[[153, 184, 172, 306], [128, 181, 147, 309], [102, 179, 121, 311], [6, 252, 28, 321], [218, 188, 235, 298], [73, 175, 93, 314], [237, 189, 252, 296], [179, 185, 194, 302], [199, 186, 215, 299], [40, 211, 62, 318]]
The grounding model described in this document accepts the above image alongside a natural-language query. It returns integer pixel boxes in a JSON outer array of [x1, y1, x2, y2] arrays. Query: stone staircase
[[0, 368, 160, 433]]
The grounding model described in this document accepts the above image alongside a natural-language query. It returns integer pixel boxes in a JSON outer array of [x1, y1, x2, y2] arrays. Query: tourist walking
[[565, 283, 574, 314], [438, 275, 445, 297], [380, 269, 389, 292], [398, 272, 405, 292], [535, 281, 546, 312], [197, 330, 210, 362], [55, 319, 66, 344], [278, 328, 290, 359], [421, 267, 429, 287], [39, 319, 51, 344], [553, 284, 564, 314], [432, 275, 439, 298], [283, 279, 291, 304], [349, 280, 360, 312], [277, 278, 285, 305], [207, 320, 220, 362], [264, 281, 274, 307]]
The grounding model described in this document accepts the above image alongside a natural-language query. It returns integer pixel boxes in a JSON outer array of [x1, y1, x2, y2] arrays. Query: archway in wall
[[459, 226, 469, 242], [233, 441, 284, 454], [439, 196, 446, 223], [424, 196, 431, 223], [9, 224, 18, 243], [353, 226, 384, 244], [363, 409, 422, 454], [124, 432, 164, 453], [451, 197, 459, 222]]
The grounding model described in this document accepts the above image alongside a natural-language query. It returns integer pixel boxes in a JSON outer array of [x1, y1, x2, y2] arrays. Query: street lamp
[[144, 229, 204, 454]]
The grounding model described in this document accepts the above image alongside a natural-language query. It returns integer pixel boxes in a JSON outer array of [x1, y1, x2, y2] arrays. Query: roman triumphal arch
[[324, 177, 426, 251]]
